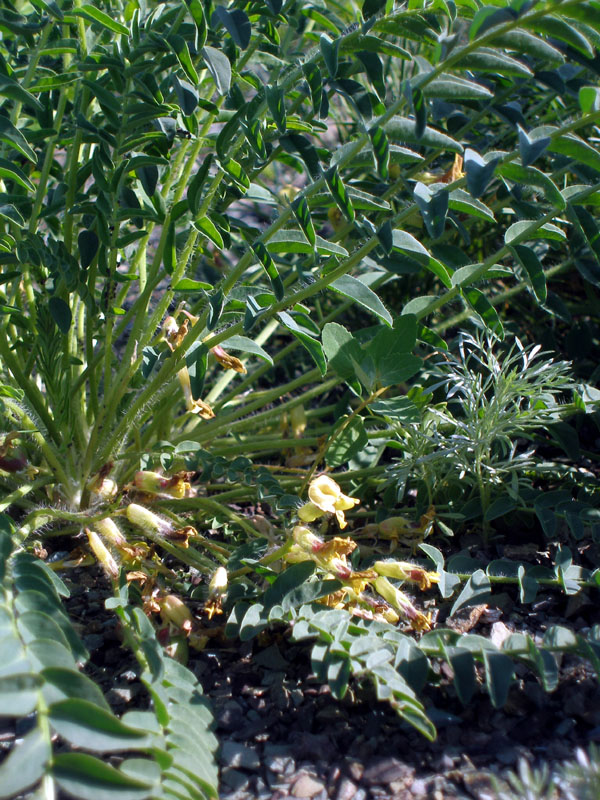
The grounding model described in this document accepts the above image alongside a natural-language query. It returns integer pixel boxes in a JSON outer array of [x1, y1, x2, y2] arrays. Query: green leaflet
[[505, 220, 566, 246], [266, 84, 286, 134], [324, 165, 355, 223], [266, 230, 347, 256], [392, 230, 452, 287], [193, 216, 224, 249], [291, 196, 316, 246], [302, 63, 323, 116], [497, 162, 565, 210], [251, 241, 284, 300], [219, 157, 250, 191], [329, 274, 393, 326], [368, 125, 390, 179], [463, 287, 504, 337], [456, 47, 533, 78], [0, 117, 36, 162], [511, 244, 547, 303], [384, 116, 463, 154], [70, 5, 129, 35]]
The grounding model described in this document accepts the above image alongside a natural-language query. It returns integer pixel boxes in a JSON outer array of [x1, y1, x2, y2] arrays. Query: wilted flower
[[211, 345, 246, 373], [298, 475, 359, 529], [373, 560, 440, 591], [177, 365, 215, 418], [162, 315, 215, 419], [86, 528, 119, 580]]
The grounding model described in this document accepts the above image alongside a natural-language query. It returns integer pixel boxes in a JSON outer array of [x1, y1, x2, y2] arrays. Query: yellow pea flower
[[134, 470, 191, 499], [299, 475, 359, 529], [374, 560, 440, 591], [373, 576, 432, 632]]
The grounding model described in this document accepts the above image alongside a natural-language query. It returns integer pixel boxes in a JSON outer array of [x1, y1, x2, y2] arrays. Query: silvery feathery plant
[[386, 331, 574, 524]]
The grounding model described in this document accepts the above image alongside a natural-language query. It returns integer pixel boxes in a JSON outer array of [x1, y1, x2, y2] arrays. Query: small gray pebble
[[410, 778, 428, 797], [221, 767, 250, 791], [221, 740, 260, 771]]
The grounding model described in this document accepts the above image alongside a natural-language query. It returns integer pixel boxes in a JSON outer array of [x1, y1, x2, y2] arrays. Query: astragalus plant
[[1, 0, 600, 797]]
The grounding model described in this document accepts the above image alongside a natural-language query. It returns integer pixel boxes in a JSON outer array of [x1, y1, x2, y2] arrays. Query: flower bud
[[378, 516, 413, 538], [126, 503, 174, 536], [158, 595, 193, 634], [292, 525, 323, 553], [209, 566, 228, 596], [86, 528, 119, 579], [290, 404, 307, 439], [95, 517, 127, 548]]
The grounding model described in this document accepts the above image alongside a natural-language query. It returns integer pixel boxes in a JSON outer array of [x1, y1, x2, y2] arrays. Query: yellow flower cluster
[[286, 476, 439, 631]]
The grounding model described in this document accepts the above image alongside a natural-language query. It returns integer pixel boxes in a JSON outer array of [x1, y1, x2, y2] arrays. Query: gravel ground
[[3, 559, 599, 800]]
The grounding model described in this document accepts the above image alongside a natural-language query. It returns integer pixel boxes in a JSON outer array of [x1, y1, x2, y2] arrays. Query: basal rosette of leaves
[[1, 0, 600, 795]]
